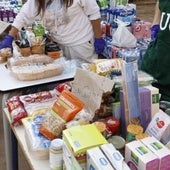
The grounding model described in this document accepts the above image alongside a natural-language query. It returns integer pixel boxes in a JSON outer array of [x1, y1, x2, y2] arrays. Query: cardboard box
[[125, 140, 159, 170], [120, 86, 159, 138], [62, 124, 108, 163], [100, 143, 130, 170], [144, 86, 159, 118], [145, 110, 170, 145], [86, 146, 114, 170], [139, 87, 152, 131], [140, 136, 170, 170]]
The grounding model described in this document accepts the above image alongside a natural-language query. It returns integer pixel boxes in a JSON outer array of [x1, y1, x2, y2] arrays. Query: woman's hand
[[94, 37, 105, 54], [0, 35, 14, 51], [151, 24, 160, 41]]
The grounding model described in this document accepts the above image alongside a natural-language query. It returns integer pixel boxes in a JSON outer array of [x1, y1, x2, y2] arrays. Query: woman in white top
[[0, 0, 105, 64]]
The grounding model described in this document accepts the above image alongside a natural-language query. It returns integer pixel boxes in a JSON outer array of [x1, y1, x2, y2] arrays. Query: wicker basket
[[0, 56, 7, 63], [31, 44, 45, 54], [47, 50, 61, 59], [20, 47, 31, 57]]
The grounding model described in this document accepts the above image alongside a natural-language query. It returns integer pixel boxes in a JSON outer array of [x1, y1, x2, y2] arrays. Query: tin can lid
[[107, 135, 125, 150], [51, 138, 64, 150]]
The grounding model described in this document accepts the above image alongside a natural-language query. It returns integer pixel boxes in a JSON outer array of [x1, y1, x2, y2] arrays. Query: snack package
[[39, 110, 65, 140], [132, 21, 151, 41], [19, 89, 59, 116], [89, 58, 123, 76], [6, 96, 27, 126], [52, 90, 84, 122], [22, 115, 51, 160]]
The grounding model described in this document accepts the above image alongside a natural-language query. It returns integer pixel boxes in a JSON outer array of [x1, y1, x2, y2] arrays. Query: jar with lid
[[49, 138, 64, 170]]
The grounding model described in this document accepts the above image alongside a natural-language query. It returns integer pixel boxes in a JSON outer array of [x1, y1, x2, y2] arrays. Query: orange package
[[52, 90, 84, 122]]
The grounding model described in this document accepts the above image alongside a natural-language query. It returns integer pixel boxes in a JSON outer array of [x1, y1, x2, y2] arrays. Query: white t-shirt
[[12, 0, 101, 46]]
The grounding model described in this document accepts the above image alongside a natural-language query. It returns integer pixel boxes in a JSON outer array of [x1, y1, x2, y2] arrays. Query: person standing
[[141, 0, 170, 102], [0, 0, 105, 65]]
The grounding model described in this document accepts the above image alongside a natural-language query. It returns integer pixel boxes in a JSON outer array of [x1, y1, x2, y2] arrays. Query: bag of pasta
[[39, 110, 65, 140]]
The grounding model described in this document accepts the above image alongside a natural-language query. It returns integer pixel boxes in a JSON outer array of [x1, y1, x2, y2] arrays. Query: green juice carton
[[140, 136, 170, 170], [125, 140, 159, 170]]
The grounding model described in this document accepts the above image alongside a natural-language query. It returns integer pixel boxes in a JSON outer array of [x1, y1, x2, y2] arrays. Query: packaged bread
[[7, 54, 54, 68], [7, 54, 64, 81], [11, 62, 64, 81]]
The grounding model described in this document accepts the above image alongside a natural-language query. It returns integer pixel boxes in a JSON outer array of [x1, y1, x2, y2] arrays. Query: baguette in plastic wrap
[[7, 54, 64, 81], [7, 54, 54, 68]]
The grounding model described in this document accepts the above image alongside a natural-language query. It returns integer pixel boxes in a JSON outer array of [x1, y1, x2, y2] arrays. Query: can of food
[[135, 133, 149, 140], [107, 135, 126, 156], [93, 121, 106, 137], [105, 116, 120, 135], [49, 138, 64, 170], [107, 135, 125, 150], [126, 124, 143, 142]]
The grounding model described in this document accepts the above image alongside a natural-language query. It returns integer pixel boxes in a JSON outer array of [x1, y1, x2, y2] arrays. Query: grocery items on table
[[2, 1, 170, 170]]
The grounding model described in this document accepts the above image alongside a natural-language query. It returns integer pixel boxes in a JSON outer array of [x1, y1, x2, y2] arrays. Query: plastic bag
[[112, 19, 137, 48], [22, 115, 51, 160]]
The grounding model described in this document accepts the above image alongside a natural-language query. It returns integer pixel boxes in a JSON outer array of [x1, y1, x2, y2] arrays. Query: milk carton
[[140, 136, 170, 170], [125, 140, 159, 170], [86, 147, 114, 170], [100, 143, 130, 170]]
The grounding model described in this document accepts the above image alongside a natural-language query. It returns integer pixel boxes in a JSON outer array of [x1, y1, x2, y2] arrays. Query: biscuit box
[[125, 140, 159, 170], [140, 136, 170, 170], [62, 124, 108, 163]]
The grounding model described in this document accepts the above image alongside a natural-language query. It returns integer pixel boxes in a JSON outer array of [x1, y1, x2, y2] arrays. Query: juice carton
[[100, 143, 130, 170], [125, 140, 159, 170], [86, 146, 114, 170], [140, 136, 170, 170], [144, 86, 159, 118]]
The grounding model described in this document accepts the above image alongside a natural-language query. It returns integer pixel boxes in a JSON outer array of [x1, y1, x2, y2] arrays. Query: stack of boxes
[[125, 136, 170, 170]]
